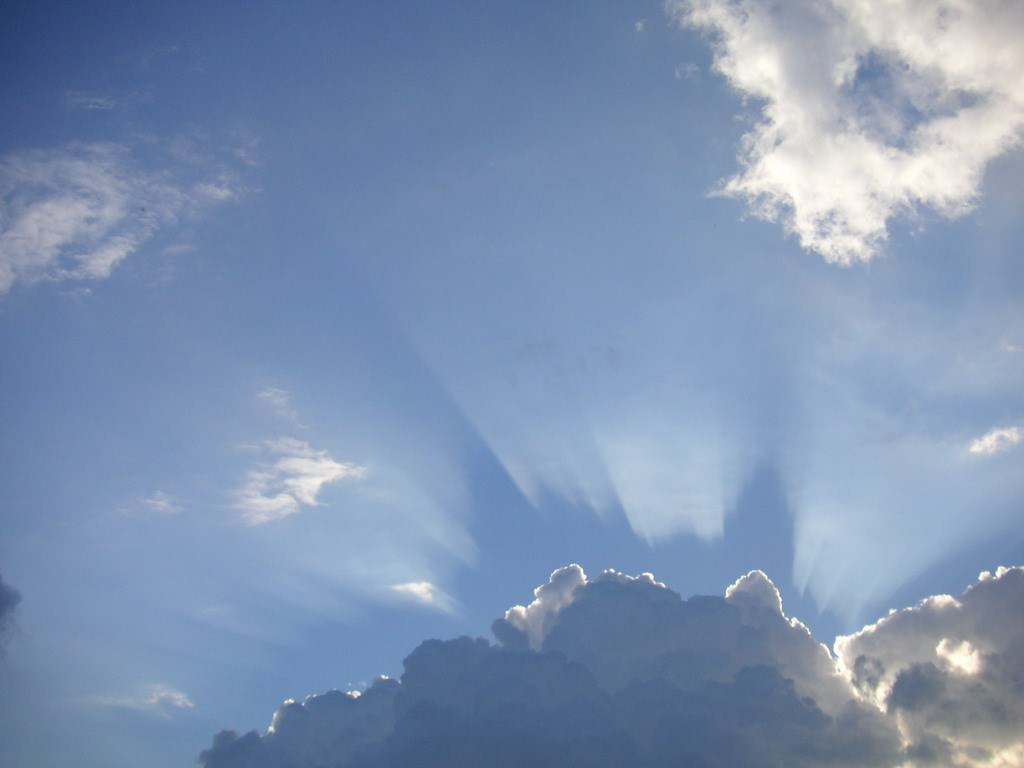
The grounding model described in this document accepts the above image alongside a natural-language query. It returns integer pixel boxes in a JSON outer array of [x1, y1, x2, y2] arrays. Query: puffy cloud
[[203, 566, 910, 767], [0, 142, 241, 294], [494, 564, 587, 650], [0, 572, 20, 646], [668, 0, 1024, 264], [235, 438, 367, 525], [968, 426, 1022, 457], [835, 566, 1024, 766], [201, 564, 1024, 766], [200, 678, 400, 768]]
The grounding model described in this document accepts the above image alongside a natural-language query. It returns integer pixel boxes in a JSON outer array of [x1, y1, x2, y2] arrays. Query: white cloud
[[968, 425, 1022, 456], [94, 683, 195, 718], [500, 563, 587, 650], [668, 0, 1024, 264], [634, 19, 647, 33], [389, 581, 455, 613], [139, 490, 181, 515], [0, 142, 241, 294], [235, 438, 366, 525]]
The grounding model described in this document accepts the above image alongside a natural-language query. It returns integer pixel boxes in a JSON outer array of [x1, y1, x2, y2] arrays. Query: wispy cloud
[[64, 90, 149, 111], [968, 425, 1022, 457], [257, 386, 299, 423], [389, 581, 456, 613], [0, 142, 242, 294], [669, 0, 1024, 264], [138, 490, 182, 515], [235, 438, 367, 525], [93, 683, 195, 718]]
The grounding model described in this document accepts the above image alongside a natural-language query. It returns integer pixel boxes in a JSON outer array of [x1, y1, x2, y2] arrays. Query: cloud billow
[[209, 564, 1024, 767]]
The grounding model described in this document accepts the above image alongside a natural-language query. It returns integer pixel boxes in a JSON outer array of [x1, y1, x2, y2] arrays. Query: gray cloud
[[0, 572, 21, 647], [200, 565, 1024, 766], [200, 566, 914, 767]]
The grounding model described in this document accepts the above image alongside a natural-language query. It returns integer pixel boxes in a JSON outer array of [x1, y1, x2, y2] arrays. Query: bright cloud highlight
[[669, 0, 1024, 264], [968, 425, 1022, 456], [235, 438, 367, 525]]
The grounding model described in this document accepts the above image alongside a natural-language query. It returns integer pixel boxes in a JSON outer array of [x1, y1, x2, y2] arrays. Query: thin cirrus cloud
[[234, 438, 367, 525], [0, 142, 241, 294], [202, 565, 1024, 767], [138, 490, 182, 515], [968, 425, 1022, 457], [668, 0, 1024, 264], [92, 684, 195, 718]]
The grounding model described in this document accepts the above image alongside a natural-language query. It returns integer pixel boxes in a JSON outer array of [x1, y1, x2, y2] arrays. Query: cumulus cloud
[[203, 565, 930, 768], [668, 0, 1024, 264], [836, 566, 1024, 766], [201, 564, 1024, 766], [235, 438, 367, 525], [389, 581, 456, 614], [0, 142, 241, 294], [968, 425, 1022, 456]]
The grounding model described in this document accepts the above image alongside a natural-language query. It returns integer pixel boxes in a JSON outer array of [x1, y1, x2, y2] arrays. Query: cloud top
[[202, 565, 1024, 767], [669, 0, 1024, 264]]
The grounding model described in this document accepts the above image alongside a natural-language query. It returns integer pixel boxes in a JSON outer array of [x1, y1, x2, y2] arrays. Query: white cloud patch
[[498, 563, 587, 650], [968, 425, 1022, 456], [235, 438, 367, 525], [0, 142, 241, 294], [668, 0, 1024, 264], [389, 581, 455, 613], [94, 683, 195, 718]]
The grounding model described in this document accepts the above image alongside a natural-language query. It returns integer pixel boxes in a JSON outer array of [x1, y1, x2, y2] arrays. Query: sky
[[0, 1, 1022, 766]]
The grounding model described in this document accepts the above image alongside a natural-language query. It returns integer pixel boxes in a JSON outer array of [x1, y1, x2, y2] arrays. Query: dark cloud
[[201, 565, 1024, 767], [0, 572, 21, 645]]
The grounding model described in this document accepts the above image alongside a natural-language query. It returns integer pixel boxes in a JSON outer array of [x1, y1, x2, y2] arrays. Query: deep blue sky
[[1, 2, 1022, 766]]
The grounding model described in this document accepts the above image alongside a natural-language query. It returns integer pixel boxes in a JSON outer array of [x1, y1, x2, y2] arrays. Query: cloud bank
[[201, 565, 1024, 767], [668, 0, 1024, 264], [0, 142, 240, 294]]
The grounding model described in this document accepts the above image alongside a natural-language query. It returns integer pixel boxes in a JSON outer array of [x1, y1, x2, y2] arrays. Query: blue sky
[[1, 2, 1023, 766]]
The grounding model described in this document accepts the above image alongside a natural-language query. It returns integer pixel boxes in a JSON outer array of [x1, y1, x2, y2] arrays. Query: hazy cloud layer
[[92, 684, 195, 718], [669, 0, 1024, 263], [235, 438, 367, 525], [0, 142, 240, 294]]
